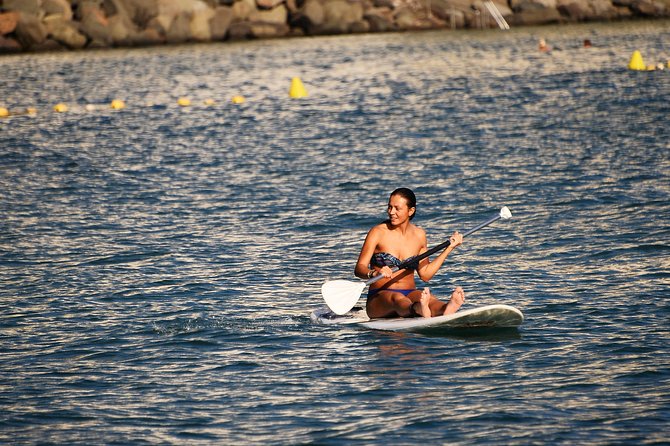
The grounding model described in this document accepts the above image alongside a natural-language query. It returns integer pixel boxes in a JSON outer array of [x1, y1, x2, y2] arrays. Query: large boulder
[[509, 0, 564, 25], [2, 0, 43, 17], [147, 14, 172, 35], [0, 35, 22, 52], [350, 18, 369, 32], [76, 1, 99, 20], [627, 0, 666, 15], [108, 13, 134, 45], [42, 0, 74, 21], [373, 0, 394, 8], [285, 0, 300, 13], [256, 0, 285, 9], [294, 0, 326, 30], [157, 0, 199, 16], [78, 0, 142, 46], [319, 0, 365, 33], [210, 6, 234, 40], [0, 11, 20, 35], [590, 0, 622, 18], [510, 0, 558, 12], [150, 0, 213, 40], [429, 0, 468, 27], [78, 3, 112, 45], [249, 4, 288, 23], [233, 0, 258, 20], [508, 9, 563, 26], [133, 26, 165, 45], [166, 11, 191, 42], [191, 2, 216, 41], [43, 15, 88, 49], [488, 0, 513, 15], [114, 0, 160, 27], [15, 13, 48, 48], [612, 5, 635, 17], [364, 7, 396, 31], [227, 21, 253, 38], [394, 6, 432, 29], [556, 0, 591, 19], [393, 7, 415, 29], [474, 0, 512, 27], [555, 0, 618, 20], [32, 38, 67, 51], [249, 20, 290, 37]]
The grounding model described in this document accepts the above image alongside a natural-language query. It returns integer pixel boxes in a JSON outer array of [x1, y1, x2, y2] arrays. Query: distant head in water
[[539, 38, 550, 52]]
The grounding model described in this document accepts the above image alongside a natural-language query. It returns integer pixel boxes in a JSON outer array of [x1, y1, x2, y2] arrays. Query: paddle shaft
[[365, 212, 504, 286]]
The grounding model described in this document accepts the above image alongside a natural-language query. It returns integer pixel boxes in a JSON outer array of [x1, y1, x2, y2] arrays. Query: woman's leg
[[407, 288, 433, 318], [367, 290, 424, 318], [426, 286, 465, 316], [367, 288, 463, 318]]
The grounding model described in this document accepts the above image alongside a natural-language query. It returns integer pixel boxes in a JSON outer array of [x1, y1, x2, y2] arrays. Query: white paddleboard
[[310, 304, 523, 332]]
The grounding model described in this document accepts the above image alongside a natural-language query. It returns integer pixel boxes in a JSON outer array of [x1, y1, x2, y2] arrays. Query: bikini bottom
[[367, 288, 416, 299]]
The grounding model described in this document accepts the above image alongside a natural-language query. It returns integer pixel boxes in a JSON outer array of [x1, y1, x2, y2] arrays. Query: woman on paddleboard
[[355, 188, 464, 318]]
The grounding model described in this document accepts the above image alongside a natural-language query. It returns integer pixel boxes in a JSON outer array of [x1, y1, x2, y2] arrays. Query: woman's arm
[[354, 226, 380, 279], [417, 231, 463, 282]]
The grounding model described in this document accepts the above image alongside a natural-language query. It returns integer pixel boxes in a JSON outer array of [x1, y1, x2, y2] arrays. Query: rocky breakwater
[[0, 0, 669, 53]]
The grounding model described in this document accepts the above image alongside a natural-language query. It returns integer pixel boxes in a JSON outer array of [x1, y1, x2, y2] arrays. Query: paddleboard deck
[[310, 304, 523, 332]]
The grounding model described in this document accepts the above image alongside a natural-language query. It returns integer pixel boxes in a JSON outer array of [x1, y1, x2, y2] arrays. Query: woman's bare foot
[[443, 286, 465, 315], [417, 287, 432, 318]]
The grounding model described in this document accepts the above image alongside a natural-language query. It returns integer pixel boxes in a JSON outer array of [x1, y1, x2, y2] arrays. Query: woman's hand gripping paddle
[[321, 206, 512, 315]]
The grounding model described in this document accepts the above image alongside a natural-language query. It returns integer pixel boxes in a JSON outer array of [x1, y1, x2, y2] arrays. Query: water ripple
[[1, 21, 669, 445]]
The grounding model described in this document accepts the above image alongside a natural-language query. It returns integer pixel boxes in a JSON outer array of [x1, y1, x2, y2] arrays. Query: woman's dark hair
[[390, 187, 417, 220]]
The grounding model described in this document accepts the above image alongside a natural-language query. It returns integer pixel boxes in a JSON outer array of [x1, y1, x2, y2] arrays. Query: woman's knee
[[389, 292, 411, 305]]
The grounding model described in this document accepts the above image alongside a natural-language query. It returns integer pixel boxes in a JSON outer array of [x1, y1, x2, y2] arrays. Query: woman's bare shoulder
[[368, 222, 388, 237], [410, 224, 427, 241], [410, 223, 426, 235]]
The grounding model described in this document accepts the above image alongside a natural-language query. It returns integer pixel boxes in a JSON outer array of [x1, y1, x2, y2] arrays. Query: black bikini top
[[371, 252, 417, 269]]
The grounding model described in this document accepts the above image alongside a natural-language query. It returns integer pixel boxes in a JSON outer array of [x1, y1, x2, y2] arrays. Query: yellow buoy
[[0, 107, 9, 117], [628, 50, 646, 71], [231, 95, 245, 104], [289, 77, 308, 98], [111, 99, 125, 109], [26, 107, 37, 115], [54, 103, 68, 113], [177, 97, 191, 107], [203, 98, 215, 106]]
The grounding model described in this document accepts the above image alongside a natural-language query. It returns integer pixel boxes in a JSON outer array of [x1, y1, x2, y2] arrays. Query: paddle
[[321, 206, 512, 315]]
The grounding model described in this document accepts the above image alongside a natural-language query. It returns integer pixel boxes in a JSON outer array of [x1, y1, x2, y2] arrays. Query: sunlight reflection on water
[[1, 20, 669, 445]]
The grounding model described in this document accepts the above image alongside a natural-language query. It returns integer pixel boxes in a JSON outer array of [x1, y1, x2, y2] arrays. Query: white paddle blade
[[500, 206, 512, 219], [321, 280, 366, 315]]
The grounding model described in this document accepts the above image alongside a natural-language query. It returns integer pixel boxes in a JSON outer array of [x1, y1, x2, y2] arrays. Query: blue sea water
[[1, 20, 669, 444]]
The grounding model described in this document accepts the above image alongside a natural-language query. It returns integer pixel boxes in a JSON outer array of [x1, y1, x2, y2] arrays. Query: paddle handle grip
[[365, 209, 507, 285]]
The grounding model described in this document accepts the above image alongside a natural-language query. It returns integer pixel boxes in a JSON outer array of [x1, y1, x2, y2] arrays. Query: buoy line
[[0, 77, 310, 118], [2, 59, 668, 119]]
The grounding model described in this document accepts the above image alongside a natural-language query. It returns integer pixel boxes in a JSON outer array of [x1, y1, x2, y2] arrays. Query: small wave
[[79, 249, 171, 266]]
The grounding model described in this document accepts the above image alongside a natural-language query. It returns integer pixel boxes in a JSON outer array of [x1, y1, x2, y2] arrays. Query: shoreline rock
[[0, 0, 668, 53]]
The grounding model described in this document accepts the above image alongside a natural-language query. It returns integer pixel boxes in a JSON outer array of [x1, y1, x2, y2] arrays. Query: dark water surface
[[1, 21, 669, 444]]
